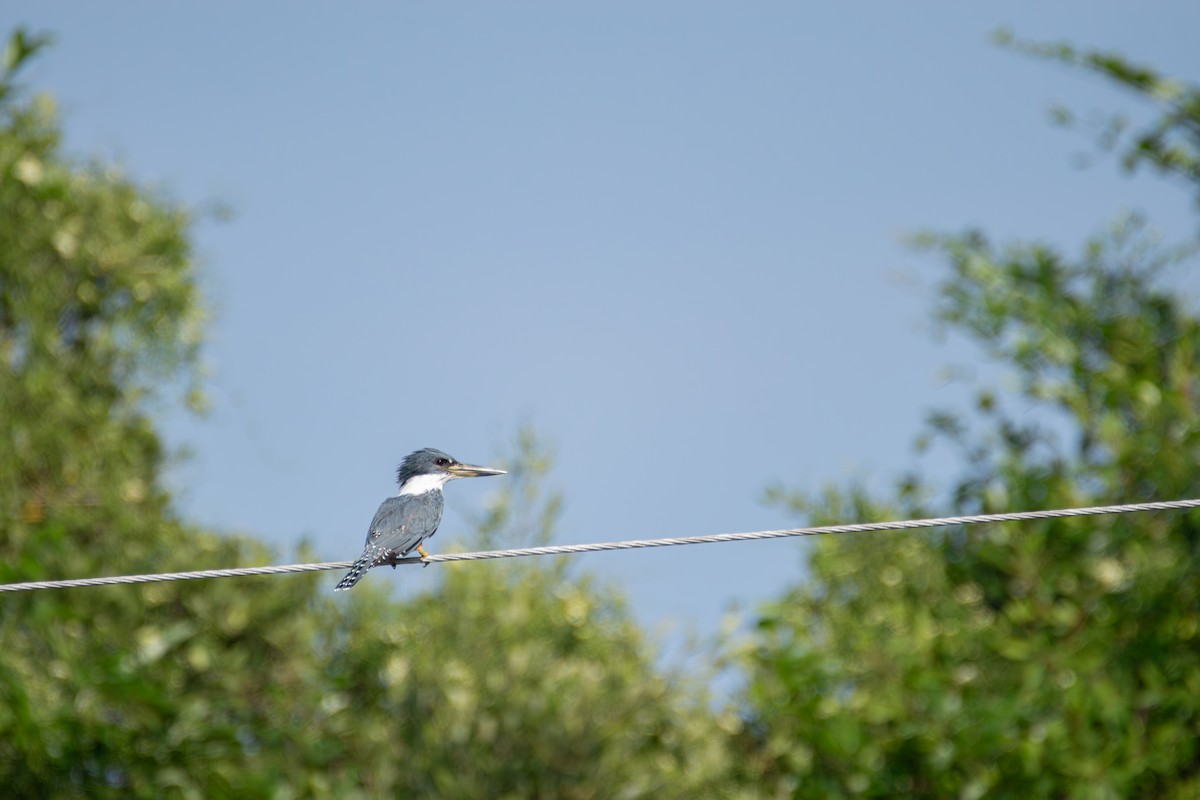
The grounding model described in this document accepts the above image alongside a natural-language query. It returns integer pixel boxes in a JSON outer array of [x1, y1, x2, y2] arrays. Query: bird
[[334, 448, 506, 591]]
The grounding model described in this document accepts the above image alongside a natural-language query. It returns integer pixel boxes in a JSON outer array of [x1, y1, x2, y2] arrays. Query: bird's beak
[[447, 462, 507, 478]]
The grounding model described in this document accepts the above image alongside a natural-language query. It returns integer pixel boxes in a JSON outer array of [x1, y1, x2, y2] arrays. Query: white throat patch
[[399, 472, 454, 496]]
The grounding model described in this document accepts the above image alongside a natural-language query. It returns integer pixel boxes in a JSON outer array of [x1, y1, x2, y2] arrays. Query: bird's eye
[[435, 457, 449, 466]]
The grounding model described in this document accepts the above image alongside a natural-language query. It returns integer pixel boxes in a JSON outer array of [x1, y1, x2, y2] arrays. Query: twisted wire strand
[[2, 497, 1198, 594]]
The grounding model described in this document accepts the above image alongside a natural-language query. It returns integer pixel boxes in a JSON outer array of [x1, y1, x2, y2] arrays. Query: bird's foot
[[417, 544, 432, 567]]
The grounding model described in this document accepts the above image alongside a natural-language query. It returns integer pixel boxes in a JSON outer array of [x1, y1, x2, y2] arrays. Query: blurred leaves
[[323, 553, 739, 798], [469, 423, 564, 552], [0, 28, 51, 103], [5, 22, 1200, 799], [738, 37, 1200, 800], [0, 29, 739, 797], [996, 28, 1200, 212]]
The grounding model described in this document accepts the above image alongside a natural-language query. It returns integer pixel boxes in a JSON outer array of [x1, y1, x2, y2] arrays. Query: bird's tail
[[334, 553, 374, 591]]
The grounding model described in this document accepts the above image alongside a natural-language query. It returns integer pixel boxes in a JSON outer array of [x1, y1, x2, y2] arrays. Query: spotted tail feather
[[334, 544, 385, 591]]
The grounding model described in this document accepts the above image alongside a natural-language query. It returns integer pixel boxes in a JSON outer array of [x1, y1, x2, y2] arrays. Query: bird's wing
[[366, 493, 444, 556]]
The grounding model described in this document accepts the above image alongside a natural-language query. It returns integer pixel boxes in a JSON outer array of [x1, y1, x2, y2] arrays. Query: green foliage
[[0, 29, 51, 104], [0, 26, 203, 555], [324, 562, 738, 798], [7, 21, 1200, 799], [995, 29, 1200, 210], [0, 29, 739, 797], [313, 430, 740, 798], [468, 423, 565, 552], [738, 42, 1200, 799]]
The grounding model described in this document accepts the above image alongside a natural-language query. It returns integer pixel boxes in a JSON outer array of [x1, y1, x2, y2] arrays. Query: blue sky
[[9, 3, 1199, 661]]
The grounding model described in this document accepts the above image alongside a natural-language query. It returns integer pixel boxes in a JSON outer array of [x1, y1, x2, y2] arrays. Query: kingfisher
[[334, 448, 506, 591]]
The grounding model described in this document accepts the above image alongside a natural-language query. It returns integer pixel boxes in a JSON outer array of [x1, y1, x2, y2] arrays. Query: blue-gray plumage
[[335, 448, 505, 591]]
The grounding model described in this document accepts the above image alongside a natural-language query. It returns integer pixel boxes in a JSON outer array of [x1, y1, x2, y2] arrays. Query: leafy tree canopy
[[5, 24, 1198, 799], [737, 39, 1200, 799], [0, 32, 738, 798]]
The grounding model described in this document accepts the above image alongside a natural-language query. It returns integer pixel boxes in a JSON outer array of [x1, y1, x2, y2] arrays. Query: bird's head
[[396, 448, 506, 494]]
